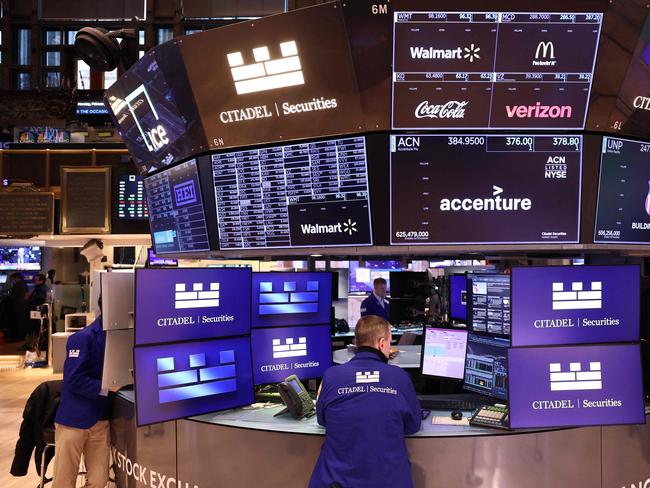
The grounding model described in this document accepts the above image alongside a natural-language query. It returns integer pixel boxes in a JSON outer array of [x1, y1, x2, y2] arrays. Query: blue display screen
[[251, 324, 332, 384], [449, 275, 467, 321], [134, 336, 254, 426], [251, 272, 332, 328], [135, 267, 252, 346]]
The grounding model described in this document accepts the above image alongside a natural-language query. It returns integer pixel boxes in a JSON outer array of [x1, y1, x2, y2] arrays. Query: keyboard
[[419, 398, 486, 411], [469, 404, 510, 430]]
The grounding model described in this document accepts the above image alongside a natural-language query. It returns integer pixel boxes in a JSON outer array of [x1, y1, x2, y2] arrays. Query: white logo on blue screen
[[356, 371, 380, 384], [552, 281, 602, 310], [272, 337, 307, 359], [440, 185, 532, 212], [549, 362, 602, 391], [124, 84, 169, 153], [156, 351, 236, 404], [258, 280, 319, 315], [175, 282, 220, 309], [300, 219, 358, 236]]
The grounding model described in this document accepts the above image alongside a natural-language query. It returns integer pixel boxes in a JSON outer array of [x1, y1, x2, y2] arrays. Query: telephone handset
[[274, 374, 315, 419]]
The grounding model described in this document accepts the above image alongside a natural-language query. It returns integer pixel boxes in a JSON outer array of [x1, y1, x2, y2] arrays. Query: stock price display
[[390, 134, 582, 245], [117, 174, 148, 220], [392, 12, 602, 129], [211, 137, 372, 249], [595, 137, 650, 244]]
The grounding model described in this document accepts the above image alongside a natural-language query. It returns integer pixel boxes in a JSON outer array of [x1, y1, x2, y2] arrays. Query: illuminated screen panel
[[390, 134, 582, 245], [117, 174, 149, 220], [392, 11, 602, 129], [211, 137, 372, 249], [144, 159, 210, 254], [594, 136, 650, 244]]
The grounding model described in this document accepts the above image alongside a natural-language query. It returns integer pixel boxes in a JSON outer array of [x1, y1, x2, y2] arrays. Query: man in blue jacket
[[360, 277, 390, 321], [52, 306, 109, 488], [310, 315, 421, 488]]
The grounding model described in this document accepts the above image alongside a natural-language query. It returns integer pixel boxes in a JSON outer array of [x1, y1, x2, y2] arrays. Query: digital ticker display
[[117, 174, 148, 220], [594, 137, 650, 244], [144, 159, 210, 254], [390, 135, 582, 245], [392, 11, 602, 129], [211, 137, 372, 249]]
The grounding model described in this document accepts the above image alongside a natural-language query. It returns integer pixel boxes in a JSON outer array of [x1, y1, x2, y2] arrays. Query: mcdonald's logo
[[533, 42, 556, 66]]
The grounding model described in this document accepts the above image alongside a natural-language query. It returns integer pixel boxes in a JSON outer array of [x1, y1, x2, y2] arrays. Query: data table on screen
[[145, 160, 210, 253], [211, 137, 372, 249], [392, 12, 602, 130]]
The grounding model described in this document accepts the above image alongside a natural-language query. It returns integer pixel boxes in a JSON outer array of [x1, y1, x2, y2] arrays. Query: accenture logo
[[440, 185, 532, 212], [300, 219, 357, 236], [410, 43, 480, 62], [506, 102, 573, 119], [415, 100, 467, 119]]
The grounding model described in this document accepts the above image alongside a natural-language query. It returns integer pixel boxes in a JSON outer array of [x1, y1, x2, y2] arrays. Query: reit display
[[392, 11, 602, 129], [390, 134, 582, 245], [594, 137, 650, 244]]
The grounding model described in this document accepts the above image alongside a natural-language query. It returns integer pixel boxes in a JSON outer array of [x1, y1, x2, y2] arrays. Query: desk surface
[[333, 345, 421, 368]]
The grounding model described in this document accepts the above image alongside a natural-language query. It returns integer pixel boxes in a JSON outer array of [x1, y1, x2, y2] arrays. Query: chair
[[39, 427, 55, 488], [398, 332, 417, 345]]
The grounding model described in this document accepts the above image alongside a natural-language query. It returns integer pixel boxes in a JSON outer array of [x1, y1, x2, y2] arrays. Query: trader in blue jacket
[[360, 277, 390, 321], [309, 315, 421, 488], [52, 302, 109, 488]]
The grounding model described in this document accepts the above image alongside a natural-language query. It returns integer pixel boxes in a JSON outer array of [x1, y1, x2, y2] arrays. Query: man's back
[[310, 348, 421, 488]]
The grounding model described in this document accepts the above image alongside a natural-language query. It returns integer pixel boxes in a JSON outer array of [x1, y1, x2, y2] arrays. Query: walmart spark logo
[[342, 219, 357, 236], [300, 220, 358, 236], [464, 43, 480, 62]]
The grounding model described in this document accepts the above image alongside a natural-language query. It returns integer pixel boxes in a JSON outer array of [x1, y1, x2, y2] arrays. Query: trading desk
[[333, 344, 421, 368], [111, 391, 650, 488]]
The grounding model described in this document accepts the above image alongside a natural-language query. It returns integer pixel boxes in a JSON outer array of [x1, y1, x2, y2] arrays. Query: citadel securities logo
[[552, 281, 602, 310], [415, 101, 468, 119], [440, 185, 532, 212], [227, 41, 304, 95], [356, 371, 380, 383], [272, 336, 307, 359], [410, 43, 481, 62], [533, 41, 557, 66], [300, 219, 358, 236], [174, 282, 220, 309], [549, 361, 602, 391], [505, 103, 573, 119], [633, 96, 650, 111], [123, 84, 170, 153], [68, 349, 80, 358]]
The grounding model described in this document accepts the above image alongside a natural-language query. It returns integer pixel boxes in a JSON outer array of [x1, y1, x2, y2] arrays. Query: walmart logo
[[300, 220, 358, 236], [258, 280, 319, 315], [156, 351, 237, 404]]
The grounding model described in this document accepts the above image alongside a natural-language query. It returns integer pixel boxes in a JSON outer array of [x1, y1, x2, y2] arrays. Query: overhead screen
[[390, 134, 582, 245], [144, 159, 210, 254], [392, 11, 602, 129], [210, 136, 372, 249], [594, 137, 650, 244]]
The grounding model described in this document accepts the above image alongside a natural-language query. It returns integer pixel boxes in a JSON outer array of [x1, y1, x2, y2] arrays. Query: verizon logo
[[415, 101, 467, 119], [505, 103, 573, 119]]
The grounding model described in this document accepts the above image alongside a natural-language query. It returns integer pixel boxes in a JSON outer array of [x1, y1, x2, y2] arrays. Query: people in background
[[11, 247, 27, 265], [309, 315, 421, 488], [360, 277, 390, 321], [24, 274, 49, 346], [52, 297, 110, 488]]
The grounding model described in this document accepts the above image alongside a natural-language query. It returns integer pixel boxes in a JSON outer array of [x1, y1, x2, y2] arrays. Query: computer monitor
[[347, 295, 365, 329], [101, 271, 134, 330], [147, 248, 178, 267], [251, 324, 333, 385], [468, 273, 510, 336], [463, 333, 509, 401], [348, 260, 402, 294], [0, 246, 41, 271], [102, 329, 134, 391], [420, 327, 468, 380], [449, 275, 467, 321]]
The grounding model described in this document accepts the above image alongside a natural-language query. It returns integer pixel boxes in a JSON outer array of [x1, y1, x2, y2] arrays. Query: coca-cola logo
[[415, 100, 468, 119]]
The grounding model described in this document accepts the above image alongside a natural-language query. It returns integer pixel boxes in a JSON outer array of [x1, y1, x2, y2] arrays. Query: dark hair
[[373, 277, 387, 286], [36, 273, 46, 283], [355, 315, 391, 347], [10, 272, 22, 280]]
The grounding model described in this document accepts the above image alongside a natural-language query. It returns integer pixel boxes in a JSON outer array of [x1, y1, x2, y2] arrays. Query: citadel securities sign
[[178, 3, 365, 151], [511, 265, 640, 347], [508, 344, 645, 429], [134, 268, 252, 346]]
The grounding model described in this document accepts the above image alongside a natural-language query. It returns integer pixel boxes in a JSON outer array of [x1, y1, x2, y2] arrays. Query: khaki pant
[[52, 420, 110, 488]]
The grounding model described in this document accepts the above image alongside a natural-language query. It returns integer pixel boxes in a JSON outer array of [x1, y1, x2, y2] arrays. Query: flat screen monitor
[[116, 173, 148, 220], [346, 295, 365, 329], [251, 272, 332, 328], [0, 246, 41, 271], [102, 329, 133, 391], [508, 344, 645, 428], [390, 134, 582, 245], [421, 327, 468, 379], [449, 275, 467, 321], [101, 271, 134, 330], [511, 265, 640, 347], [210, 136, 372, 249], [134, 336, 254, 426], [392, 11, 602, 130], [251, 324, 332, 384], [463, 333, 509, 401], [348, 260, 402, 294], [594, 137, 650, 244], [468, 274, 510, 336], [144, 159, 211, 254], [135, 267, 252, 346], [147, 248, 178, 267]]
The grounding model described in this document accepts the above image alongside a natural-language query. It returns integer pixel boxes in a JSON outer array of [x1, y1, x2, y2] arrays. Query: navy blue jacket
[[360, 294, 390, 321], [309, 348, 421, 488], [55, 317, 107, 429]]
